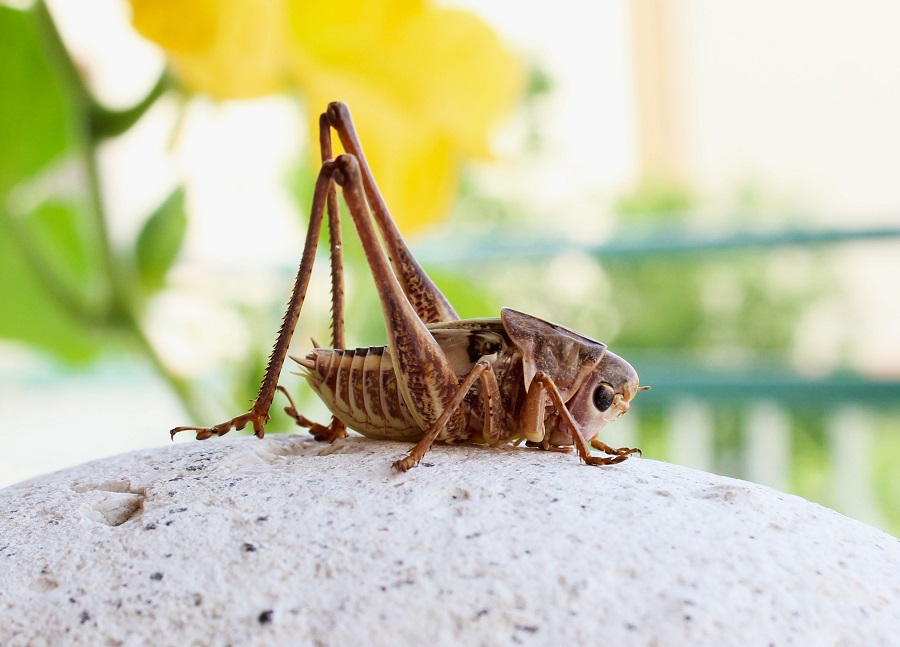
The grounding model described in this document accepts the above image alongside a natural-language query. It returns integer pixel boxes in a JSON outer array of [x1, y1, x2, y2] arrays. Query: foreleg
[[590, 437, 641, 458], [533, 372, 641, 466]]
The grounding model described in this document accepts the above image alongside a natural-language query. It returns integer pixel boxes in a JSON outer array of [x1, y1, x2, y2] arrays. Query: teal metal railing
[[417, 225, 900, 264]]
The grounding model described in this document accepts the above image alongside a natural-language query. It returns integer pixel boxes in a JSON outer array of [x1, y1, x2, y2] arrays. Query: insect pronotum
[[172, 101, 649, 471]]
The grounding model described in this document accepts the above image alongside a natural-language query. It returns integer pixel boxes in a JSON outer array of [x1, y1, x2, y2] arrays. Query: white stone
[[1, 435, 898, 646]]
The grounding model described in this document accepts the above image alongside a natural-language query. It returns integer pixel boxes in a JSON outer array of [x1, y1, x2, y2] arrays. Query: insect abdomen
[[301, 347, 424, 441]]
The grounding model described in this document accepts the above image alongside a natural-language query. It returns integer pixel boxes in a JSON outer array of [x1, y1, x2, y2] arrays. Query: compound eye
[[592, 383, 616, 411]]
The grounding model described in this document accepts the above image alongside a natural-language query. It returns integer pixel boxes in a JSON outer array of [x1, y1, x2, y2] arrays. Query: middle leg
[[392, 361, 492, 472], [277, 386, 347, 443]]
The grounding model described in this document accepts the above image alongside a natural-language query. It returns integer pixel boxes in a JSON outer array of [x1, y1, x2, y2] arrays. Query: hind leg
[[276, 386, 347, 443], [171, 108, 351, 441]]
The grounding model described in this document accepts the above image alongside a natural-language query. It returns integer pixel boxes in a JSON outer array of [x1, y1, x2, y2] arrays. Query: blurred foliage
[[610, 179, 830, 356], [442, 173, 831, 362], [0, 6, 100, 362], [614, 176, 693, 224], [134, 188, 187, 293]]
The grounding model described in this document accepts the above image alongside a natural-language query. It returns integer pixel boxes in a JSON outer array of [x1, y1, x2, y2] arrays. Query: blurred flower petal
[[130, 0, 288, 99], [289, 2, 523, 230]]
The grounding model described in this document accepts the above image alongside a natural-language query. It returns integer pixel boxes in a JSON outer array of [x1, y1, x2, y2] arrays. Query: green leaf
[[0, 205, 101, 362], [25, 199, 98, 292], [20, 195, 108, 315], [0, 7, 101, 362], [135, 187, 188, 292], [0, 6, 78, 196]]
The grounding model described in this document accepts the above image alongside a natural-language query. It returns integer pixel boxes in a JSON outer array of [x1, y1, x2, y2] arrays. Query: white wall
[[673, 0, 900, 221]]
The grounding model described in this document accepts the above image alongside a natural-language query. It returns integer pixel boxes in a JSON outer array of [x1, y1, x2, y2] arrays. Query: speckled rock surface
[[1, 435, 898, 646]]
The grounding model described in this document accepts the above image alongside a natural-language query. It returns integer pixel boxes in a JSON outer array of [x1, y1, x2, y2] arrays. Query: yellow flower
[[130, 0, 289, 99], [129, 0, 524, 231]]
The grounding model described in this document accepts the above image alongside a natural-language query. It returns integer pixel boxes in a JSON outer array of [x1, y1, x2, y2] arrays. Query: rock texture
[[1, 434, 898, 646]]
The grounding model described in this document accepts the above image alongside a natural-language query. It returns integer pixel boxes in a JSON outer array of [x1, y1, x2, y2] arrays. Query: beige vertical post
[[745, 402, 790, 492], [669, 400, 714, 471], [828, 407, 887, 529], [628, 0, 682, 181]]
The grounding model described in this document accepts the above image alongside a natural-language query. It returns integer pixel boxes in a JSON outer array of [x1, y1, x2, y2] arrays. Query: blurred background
[[1, 0, 898, 535]]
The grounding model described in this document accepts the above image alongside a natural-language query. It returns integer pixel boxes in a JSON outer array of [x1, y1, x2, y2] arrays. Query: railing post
[[827, 407, 887, 529], [669, 400, 714, 471], [745, 401, 791, 492]]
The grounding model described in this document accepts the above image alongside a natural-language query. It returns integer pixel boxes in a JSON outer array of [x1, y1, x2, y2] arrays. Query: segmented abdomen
[[302, 346, 425, 441]]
